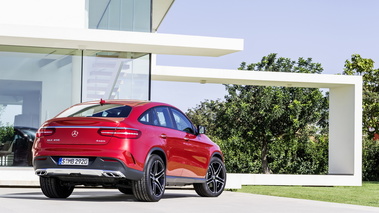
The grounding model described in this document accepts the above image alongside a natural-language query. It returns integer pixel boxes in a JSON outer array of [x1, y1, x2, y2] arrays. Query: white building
[[0, 0, 362, 188]]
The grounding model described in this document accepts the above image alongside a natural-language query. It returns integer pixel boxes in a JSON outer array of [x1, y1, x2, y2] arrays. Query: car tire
[[132, 154, 166, 202], [194, 157, 226, 197], [40, 176, 74, 198]]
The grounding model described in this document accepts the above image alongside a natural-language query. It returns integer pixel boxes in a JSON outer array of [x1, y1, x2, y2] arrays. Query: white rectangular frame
[[152, 65, 363, 188]]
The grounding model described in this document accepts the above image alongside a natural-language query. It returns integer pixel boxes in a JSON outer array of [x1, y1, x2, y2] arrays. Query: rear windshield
[[56, 104, 132, 118]]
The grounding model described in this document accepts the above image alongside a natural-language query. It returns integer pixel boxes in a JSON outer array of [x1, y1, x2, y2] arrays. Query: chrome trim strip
[[35, 168, 126, 178], [41, 126, 139, 131]]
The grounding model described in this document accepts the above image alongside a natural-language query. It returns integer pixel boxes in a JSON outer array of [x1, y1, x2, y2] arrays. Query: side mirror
[[198, 125, 206, 134]]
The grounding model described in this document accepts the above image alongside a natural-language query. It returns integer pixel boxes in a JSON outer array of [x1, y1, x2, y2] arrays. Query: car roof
[[79, 99, 174, 109]]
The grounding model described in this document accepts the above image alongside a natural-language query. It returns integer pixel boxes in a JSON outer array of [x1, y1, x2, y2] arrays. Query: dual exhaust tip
[[35, 169, 125, 178]]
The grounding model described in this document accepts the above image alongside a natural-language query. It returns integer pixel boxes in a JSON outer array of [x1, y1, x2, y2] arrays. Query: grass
[[236, 182, 379, 207]]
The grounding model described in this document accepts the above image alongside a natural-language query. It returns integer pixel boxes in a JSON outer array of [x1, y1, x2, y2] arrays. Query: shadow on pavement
[[0, 188, 200, 202]]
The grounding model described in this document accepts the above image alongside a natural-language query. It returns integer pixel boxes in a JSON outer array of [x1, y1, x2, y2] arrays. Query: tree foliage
[[362, 138, 379, 180], [187, 53, 329, 174], [0, 126, 14, 143], [343, 54, 379, 139], [343, 54, 379, 180]]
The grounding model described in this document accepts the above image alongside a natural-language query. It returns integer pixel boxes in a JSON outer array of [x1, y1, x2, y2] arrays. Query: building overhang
[[152, 66, 361, 88], [0, 24, 243, 57], [152, 0, 175, 32]]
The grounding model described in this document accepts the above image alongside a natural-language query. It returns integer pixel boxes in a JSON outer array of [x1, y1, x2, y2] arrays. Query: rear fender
[[145, 147, 167, 169]]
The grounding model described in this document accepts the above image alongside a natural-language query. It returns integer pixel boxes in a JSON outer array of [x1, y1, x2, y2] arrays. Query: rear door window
[[139, 108, 159, 125], [154, 107, 174, 128], [139, 107, 174, 129]]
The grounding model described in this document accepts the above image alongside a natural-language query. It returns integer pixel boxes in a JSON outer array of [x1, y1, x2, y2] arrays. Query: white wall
[[153, 65, 363, 187], [0, 0, 86, 28]]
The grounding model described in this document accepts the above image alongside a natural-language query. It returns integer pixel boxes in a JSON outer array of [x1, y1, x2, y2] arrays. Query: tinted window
[[56, 104, 132, 118], [155, 107, 174, 128], [139, 107, 174, 128], [139, 108, 159, 125], [171, 108, 196, 134]]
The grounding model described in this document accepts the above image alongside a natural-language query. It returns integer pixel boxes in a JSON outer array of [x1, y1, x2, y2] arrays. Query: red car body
[[32, 100, 226, 201]]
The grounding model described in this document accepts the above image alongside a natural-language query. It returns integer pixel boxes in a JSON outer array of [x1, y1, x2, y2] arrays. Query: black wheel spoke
[[149, 159, 165, 197], [212, 179, 218, 193], [153, 179, 164, 194], [214, 163, 222, 176], [209, 164, 215, 175], [155, 168, 165, 179], [206, 177, 213, 184], [195, 158, 226, 197], [152, 179, 157, 193], [216, 176, 225, 183], [215, 178, 225, 189], [153, 161, 159, 174]]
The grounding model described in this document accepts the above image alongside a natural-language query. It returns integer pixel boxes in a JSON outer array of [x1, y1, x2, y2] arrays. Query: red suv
[[32, 100, 226, 202]]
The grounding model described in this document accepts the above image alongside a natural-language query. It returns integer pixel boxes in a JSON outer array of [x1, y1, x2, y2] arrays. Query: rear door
[[139, 106, 184, 177]]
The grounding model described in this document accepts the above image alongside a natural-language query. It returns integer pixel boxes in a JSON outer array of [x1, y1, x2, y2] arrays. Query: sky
[[151, 0, 379, 112]]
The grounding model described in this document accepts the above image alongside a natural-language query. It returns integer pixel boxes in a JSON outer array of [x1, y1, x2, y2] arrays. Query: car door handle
[[160, 134, 167, 139], [184, 137, 189, 141]]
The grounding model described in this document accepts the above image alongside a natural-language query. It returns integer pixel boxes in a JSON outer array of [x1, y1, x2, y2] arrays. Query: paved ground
[[0, 187, 379, 213]]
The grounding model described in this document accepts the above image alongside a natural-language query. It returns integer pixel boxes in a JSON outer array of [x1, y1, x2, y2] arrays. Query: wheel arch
[[211, 151, 224, 162], [146, 147, 167, 168]]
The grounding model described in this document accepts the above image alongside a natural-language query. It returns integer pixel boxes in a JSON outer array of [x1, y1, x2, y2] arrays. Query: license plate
[[58, 158, 89, 166]]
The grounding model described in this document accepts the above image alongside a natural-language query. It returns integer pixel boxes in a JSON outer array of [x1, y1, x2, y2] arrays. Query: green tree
[[0, 126, 14, 144], [343, 54, 379, 139], [343, 54, 379, 180], [187, 99, 222, 137], [188, 53, 329, 174], [362, 138, 379, 180]]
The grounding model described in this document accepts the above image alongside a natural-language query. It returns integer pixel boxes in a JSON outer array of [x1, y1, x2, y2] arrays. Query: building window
[[0, 46, 82, 129], [0, 46, 81, 167], [82, 51, 150, 101], [0, 45, 150, 167], [88, 0, 152, 32]]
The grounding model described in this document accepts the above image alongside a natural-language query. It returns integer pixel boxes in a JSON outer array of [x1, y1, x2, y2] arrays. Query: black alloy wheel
[[194, 157, 226, 197], [132, 154, 166, 202]]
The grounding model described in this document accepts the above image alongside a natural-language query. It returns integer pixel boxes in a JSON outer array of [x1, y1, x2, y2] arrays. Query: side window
[[154, 107, 174, 128], [171, 108, 196, 134], [139, 109, 159, 126], [138, 107, 174, 128]]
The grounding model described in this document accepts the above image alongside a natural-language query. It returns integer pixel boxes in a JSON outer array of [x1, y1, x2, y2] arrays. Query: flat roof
[[0, 24, 243, 57], [152, 65, 361, 88]]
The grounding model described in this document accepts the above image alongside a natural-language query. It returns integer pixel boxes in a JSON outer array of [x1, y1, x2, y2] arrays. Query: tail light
[[98, 128, 141, 139], [36, 127, 55, 137]]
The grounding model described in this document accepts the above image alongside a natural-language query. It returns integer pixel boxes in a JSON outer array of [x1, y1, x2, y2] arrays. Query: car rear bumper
[[35, 168, 126, 178], [33, 156, 143, 181]]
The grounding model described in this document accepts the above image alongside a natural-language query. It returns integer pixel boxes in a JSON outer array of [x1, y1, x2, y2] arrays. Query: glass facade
[[88, 0, 151, 32], [82, 51, 150, 101], [0, 46, 82, 128], [0, 0, 153, 167], [0, 46, 150, 166]]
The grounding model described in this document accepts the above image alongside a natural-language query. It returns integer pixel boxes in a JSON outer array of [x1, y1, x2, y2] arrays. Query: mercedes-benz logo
[[71, 130, 79, 137]]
